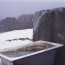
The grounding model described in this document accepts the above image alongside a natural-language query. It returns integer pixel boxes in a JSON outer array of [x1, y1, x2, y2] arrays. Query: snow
[[0, 29, 33, 51], [0, 29, 33, 41], [0, 40, 32, 51], [0, 29, 33, 62]]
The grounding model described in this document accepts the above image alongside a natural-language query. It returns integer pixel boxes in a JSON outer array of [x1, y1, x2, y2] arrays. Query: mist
[[0, 0, 65, 20]]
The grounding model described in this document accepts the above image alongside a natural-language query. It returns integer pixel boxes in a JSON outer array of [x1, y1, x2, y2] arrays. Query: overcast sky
[[0, 0, 65, 20]]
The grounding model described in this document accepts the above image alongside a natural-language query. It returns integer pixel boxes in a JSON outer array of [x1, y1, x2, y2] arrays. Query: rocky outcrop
[[53, 8, 65, 65], [33, 10, 54, 42], [33, 7, 65, 65], [33, 10, 44, 29]]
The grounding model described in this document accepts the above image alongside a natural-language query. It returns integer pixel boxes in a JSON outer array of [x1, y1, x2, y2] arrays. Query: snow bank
[[0, 29, 33, 41], [0, 29, 33, 51]]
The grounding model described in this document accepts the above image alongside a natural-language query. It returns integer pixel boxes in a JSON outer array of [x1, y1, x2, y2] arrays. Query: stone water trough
[[0, 41, 63, 65]]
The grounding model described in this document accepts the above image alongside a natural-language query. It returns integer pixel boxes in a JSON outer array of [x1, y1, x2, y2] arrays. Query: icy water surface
[[2, 51, 33, 58], [1, 42, 54, 58]]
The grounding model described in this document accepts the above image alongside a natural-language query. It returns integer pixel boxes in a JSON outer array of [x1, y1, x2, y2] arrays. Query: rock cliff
[[33, 7, 65, 65]]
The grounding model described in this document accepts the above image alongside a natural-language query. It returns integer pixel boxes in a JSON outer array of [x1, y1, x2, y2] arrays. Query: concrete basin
[[0, 41, 63, 65]]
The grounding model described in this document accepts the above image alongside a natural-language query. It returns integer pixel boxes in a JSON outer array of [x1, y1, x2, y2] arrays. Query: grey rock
[[53, 8, 65, 65], [33, 7, 65, 65], [33, 10, 54, 41]]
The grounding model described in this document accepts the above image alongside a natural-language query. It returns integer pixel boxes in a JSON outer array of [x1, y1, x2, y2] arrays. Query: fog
[[0, 0, 65, 20]]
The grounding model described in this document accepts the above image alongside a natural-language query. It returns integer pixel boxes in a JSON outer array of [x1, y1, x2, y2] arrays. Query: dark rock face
[[53, 8, 65, 65], [54, 8, 65, 43], [33, 10, 44, 29], [33, 10, 54, 42], [33, 7, 65, 65]]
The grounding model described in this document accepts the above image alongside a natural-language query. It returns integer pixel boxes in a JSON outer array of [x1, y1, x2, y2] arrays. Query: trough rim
[[0, 41, 63, 61]]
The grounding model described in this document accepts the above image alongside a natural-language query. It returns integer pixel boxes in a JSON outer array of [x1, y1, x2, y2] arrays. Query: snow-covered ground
[[0, 29, 33, 41], [0, 29, 33, 51]]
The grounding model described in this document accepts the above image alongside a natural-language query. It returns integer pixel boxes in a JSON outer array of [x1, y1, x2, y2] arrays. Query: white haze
[[0, 0, 65, 20]]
